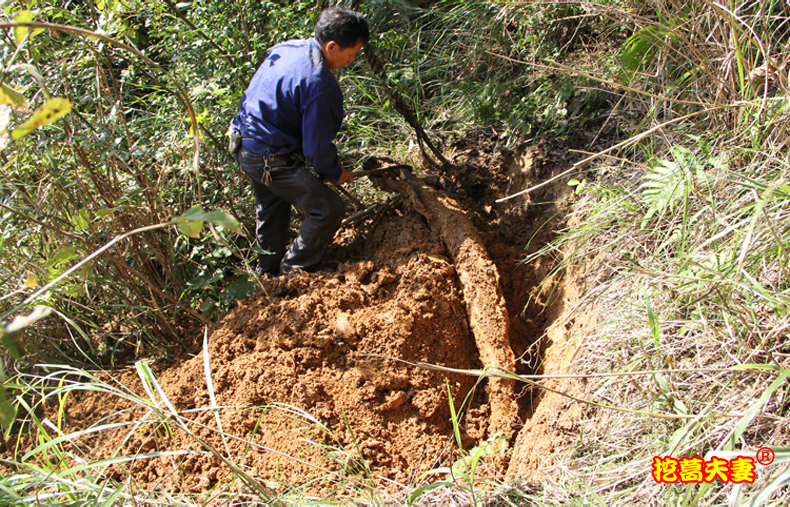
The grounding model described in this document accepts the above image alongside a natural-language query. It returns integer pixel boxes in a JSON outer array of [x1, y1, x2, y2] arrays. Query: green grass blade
[[446, 380, 463, 452]]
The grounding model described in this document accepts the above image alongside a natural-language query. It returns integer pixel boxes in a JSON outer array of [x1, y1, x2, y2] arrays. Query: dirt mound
[[62, 208, 480, 493], [5, 130, 587, 498], [178, 210, 479, 485]]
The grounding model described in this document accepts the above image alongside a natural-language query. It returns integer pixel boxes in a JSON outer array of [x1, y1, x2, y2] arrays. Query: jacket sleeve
[[301, 86, 344, 181]]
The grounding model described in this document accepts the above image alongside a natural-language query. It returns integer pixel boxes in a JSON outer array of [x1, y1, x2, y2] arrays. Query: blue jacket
[[231, 38, 344, 180]]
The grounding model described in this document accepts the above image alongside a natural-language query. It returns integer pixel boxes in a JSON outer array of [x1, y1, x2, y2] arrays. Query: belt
[[239, 145, 306, 185], [260, 152, 306, 185]]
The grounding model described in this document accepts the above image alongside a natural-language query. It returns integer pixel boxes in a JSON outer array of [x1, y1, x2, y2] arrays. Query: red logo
[[652, 456, 755, 483], [756, 447, 775, 465]]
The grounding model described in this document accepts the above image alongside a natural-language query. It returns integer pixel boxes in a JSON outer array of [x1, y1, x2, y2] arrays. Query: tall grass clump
[[520, 0, 790, 503], [0, 2, 549, 500]]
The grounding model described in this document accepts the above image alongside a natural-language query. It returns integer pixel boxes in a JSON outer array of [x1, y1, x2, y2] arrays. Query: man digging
[[229, 7, 369, 276]]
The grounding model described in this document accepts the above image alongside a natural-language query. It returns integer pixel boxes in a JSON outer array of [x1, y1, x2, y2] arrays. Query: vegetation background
[[0, 0, 789, 504]]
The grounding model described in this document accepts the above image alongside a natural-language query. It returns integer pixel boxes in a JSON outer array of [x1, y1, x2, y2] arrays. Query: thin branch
[[483, 50, 710, 108]]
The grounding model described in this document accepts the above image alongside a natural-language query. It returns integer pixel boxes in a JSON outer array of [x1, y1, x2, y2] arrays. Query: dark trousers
[[235, 146, 345, 274]]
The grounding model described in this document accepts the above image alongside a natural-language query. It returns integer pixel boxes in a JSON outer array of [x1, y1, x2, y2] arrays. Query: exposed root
[[383, 168, 519, 440]]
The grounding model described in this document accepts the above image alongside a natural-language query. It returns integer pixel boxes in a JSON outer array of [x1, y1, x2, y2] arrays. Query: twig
[[351, 164, 412, 178], [483, 50, 710, 108], [332, 181, 364, 210], [160, 0, 244, 87], [0, 203, 212, 327], [207, 223, 270, 301], [364, 42, 449, 166], [1, 222, 171, 321]]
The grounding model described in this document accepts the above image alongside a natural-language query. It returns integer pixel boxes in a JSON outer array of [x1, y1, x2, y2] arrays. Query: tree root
[[377, 169, 519, 440]]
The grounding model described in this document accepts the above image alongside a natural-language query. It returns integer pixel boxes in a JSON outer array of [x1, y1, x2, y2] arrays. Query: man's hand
[[331, 167, 354, 186]]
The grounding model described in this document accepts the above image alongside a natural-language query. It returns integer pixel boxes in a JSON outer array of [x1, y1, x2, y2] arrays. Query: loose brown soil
[[3, 130, 590, 499]]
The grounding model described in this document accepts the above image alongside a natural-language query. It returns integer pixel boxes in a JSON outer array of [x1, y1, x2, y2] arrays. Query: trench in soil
[[6, 131, 589, 494]]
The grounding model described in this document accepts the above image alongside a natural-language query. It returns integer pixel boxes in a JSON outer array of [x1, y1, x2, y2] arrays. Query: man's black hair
[[315, 7, 369, 48]]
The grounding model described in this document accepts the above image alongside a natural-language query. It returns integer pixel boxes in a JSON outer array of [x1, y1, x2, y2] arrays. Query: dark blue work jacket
[[231, 38, 343, 181]]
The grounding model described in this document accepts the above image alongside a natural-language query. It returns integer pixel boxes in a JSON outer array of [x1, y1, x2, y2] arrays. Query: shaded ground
[[3, 130, 587, 498]]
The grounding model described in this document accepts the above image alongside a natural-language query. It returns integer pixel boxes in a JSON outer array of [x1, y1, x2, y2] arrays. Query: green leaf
[[451, 438, 506, 476], [446, 381, 463, 451], [642, 159, 687, 216], [179, 205, 240, 233], [180, 205, 205, 220], [95, 208, 116, 218], [1, 329, 23, 359], [13, 10, 35, 46], [199, 298, 217, 314], [728, 368, 790, 450], [200, 211, 240, 231], [621, 25, 669, 74], [0, 84, 27, 108], [71, 208, 92, 231], [0, 306, 53, 359], [11, 98, 72, 140], [8, 63, 45, 85], [220, 276, 255, 305], [408, 482, 452, 505], [654, 372, 670, 393], [749, 468, 790, 506], [0, 359, 17, 430], [0, 382, 15, 431], [177, 219, 203, 238], [621, 35, 652, 72], [44, 245, 80, 270], [646, 296, 660, 349], [63, 283, 86, 297]]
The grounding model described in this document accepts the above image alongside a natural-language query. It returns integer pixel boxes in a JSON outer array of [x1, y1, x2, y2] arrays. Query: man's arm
[[301, 88, 344, 181]]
